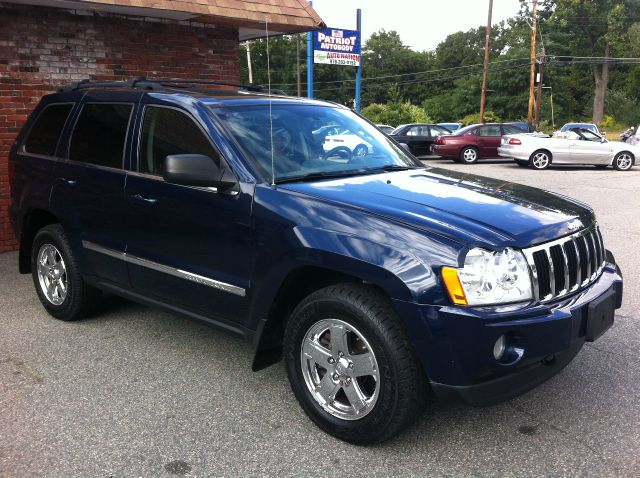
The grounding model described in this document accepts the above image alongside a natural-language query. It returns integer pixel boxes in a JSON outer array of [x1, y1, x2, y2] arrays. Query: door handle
[[129, 194, 158, 206], [56, 177, 77, 188]]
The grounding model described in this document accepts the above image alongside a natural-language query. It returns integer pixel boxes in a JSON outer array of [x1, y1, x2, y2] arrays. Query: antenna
[[265, 17, 275, 186]]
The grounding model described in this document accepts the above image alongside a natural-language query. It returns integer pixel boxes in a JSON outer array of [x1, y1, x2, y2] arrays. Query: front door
[[569, 130, 611, 164], [124, 104, 253, 326], [476, 125, 502, 158], [50, 97, 136, 286]]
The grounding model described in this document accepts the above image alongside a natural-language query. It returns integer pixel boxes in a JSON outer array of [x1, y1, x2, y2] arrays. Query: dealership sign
[[313, 28, 361, 66]]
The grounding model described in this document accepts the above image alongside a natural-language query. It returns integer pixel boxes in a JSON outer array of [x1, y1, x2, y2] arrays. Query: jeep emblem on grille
[[567, 219, 583, 231]]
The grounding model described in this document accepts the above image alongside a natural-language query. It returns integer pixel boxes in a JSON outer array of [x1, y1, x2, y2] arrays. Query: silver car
[[498, 127, 638, 171]]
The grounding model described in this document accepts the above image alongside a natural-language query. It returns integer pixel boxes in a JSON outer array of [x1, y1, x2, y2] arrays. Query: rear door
[[399, 125, 431, 156], [50, 92, 138, 285], [124, 102, 253, 325], [476, 125, 502, 157]]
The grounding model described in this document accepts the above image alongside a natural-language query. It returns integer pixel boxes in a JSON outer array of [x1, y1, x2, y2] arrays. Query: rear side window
[[24, 104, 73, 156], [477, 126, 502, 137], [139, 106, 220, 176], [503, 125, 524, 135], [69, 103, 133, 168]]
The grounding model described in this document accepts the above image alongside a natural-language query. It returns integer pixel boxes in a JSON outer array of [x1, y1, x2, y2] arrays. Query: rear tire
[[529, 150, 551, 170], [460, 146, 479, 164], [284, 283, 425, 445], [613, 152, 634, 171], [31, 224, 101, 321], [594, 165, 608, 169], [516, 160, 529, 167]]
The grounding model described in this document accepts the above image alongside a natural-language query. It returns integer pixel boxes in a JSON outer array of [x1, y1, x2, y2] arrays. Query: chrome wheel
[[531, 151, 550, 169], [300, 318, 380, 420], [37, 244, 68, 305], [615, 153, 633, 170], [461, 147, 477, 163]]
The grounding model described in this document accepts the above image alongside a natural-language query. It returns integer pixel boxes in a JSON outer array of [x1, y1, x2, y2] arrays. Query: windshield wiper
[[373, 164, 423, 172], [275, 170, 369, 184]]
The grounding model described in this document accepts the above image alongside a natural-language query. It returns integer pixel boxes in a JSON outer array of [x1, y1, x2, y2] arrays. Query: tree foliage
[[240, 0, 640, 127], [361, 101, 432, 125]]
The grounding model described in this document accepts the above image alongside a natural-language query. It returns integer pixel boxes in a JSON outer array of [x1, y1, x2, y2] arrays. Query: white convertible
[[497, 127, 638, 171]]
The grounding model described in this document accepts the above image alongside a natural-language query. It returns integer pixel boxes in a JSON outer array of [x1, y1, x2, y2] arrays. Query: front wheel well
[[19, 209, 60, 273], [252, 266, 385, 371], [614, 150, 635, 163]]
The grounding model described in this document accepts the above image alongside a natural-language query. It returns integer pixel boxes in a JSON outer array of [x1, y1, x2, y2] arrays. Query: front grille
[[522, 225, 605, 302]]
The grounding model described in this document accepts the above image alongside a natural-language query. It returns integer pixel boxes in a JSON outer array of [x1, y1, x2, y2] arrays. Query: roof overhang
[[3, 0, 325, 40]]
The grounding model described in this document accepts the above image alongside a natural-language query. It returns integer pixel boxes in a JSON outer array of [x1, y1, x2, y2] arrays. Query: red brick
[[0, 4, 241, 251]]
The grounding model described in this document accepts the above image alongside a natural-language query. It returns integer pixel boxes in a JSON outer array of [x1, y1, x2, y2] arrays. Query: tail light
[[508, 138, 522, 145], [331, 139, 344, 143], [636, 136, 640, 142]]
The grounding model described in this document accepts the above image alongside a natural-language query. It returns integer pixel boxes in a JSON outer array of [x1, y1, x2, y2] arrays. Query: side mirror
[[601, 131, 607, 136], [162, 154, 237, 190]]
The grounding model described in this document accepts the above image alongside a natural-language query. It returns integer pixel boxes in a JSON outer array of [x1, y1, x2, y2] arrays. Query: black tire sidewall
[[284, 291, 413, 444]]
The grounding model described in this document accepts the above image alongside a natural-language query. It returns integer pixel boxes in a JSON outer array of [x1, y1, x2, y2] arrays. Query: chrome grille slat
[[523, 225, 605, 303]]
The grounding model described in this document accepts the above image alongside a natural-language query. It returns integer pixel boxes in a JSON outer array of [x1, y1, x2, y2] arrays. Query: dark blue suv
[[9, 79, 623, 444]]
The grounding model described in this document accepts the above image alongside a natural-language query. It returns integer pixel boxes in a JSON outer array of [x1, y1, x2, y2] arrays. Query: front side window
[[430, 125, 450, 137], [139, 107, 220, 175], [69, 103, 132, 168], [211, 104, 420, 183], [24, 104, 73, 156]]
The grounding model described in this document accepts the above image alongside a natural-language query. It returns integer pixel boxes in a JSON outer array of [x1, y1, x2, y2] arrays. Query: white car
[[498, 127, 638, 171], [322, 128, 373, 157], [630, 125, 640, 147]]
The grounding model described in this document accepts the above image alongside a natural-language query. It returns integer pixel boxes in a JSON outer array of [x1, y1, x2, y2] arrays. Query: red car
[[431, 123, 525, 163]]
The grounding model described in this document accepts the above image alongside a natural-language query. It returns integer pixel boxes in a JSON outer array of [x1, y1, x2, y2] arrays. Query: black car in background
[[389, 123, 452, 156]]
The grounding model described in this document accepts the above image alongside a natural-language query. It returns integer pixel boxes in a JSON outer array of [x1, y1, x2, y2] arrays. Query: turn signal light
[[442, 267, 468, 305], [508, 138, 522, 145]]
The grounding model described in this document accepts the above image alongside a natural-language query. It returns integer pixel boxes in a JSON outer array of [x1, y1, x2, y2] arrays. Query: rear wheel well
[[530, 149, 553, 161], [252, 266, 382, 371], [19, 209, 60, 273]]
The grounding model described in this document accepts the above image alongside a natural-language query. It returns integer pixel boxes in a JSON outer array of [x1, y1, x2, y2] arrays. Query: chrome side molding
[[82, 241, 246, 297]]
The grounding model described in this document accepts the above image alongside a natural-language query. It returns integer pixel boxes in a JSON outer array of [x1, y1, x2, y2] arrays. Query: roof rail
[[57, 77, 287, 95]]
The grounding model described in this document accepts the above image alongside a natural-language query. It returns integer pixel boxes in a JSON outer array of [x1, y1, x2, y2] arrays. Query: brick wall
[[0, 4, 240, 252]]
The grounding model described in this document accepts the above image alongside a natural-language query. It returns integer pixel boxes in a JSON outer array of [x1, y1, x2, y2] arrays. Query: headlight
[[442, 248, 533, 306]]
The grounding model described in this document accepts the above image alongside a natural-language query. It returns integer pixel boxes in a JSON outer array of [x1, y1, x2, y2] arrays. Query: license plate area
[[585, 287, 616, 342]]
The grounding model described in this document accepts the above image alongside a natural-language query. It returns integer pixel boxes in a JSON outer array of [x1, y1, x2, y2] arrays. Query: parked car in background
[[376, 124, 395, 135], [629, 125, 640, 146], [438, 122, 464, 132], [389, 123, 452, 156], [317, 125, 373, 157], [498, 127, 638, 170], [431, 123, 526, 163], [555, 123, 602, 138]]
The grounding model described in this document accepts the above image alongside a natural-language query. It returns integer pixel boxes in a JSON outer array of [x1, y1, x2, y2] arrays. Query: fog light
[[493, 335, 506, 360]]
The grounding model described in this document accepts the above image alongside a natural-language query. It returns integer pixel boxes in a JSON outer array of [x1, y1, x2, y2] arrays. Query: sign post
[[355, 9, 362, 112], [307, 2, 314, 98]]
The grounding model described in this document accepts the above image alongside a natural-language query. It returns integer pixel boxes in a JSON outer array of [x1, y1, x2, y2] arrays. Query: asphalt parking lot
[[1, 158, 639, 477]]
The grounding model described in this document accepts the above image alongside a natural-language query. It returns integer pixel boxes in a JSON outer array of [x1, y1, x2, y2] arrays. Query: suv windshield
[[211, 104, 420, 183]]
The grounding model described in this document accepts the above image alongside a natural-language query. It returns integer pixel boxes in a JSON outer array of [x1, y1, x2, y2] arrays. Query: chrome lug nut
[[345, 377, 351, 386], [328, 357, 335, 364], [338, 351, 344, 357], [348, 362, 354, 369], [332, 373, 340, 381]]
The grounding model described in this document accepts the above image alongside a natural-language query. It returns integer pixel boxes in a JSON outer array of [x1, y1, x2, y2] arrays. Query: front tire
[[284, 283, 425, 444], [460, 146, 479, 164], [529, 150, 551, 170], [31, 224, 101, 321], [613, 152, 634, 171]]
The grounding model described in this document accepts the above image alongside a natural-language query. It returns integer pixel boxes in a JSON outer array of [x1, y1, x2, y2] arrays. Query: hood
[[281, 167, 595, 248]]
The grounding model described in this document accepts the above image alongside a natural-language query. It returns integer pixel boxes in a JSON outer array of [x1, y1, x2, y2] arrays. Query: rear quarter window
[[23, 103, 74, 156]]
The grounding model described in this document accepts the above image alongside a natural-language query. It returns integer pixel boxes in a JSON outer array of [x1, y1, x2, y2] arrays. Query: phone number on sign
[[328, 59, 359, 66]]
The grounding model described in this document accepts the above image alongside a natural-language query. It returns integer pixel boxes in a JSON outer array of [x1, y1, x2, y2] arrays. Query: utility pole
[[527, 0, 537, 126], [534, 46, 545, 129], [296, 34, 301, 96], [479, 0, 493, 124], [246, 41, 253, 84]]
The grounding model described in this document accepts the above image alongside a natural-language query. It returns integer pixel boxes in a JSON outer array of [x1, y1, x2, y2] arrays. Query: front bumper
[[392, 259, 623, 406]]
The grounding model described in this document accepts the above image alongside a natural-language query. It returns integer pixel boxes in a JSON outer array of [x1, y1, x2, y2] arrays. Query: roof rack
[[57, 77, 287, 95]]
